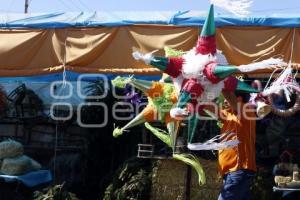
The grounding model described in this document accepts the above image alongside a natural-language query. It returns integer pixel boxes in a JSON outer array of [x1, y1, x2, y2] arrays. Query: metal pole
[[24, 0, 29, 13]]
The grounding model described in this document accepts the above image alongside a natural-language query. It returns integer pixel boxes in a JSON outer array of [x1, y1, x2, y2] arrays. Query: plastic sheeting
[[0, 170, 52, 187], [0, 11, 300, 29], [0, 72, 161, 107], [0, 71, 161, 82]]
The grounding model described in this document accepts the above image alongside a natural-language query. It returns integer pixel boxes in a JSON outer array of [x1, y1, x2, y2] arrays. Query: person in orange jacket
[[217, 91, 256, 200]]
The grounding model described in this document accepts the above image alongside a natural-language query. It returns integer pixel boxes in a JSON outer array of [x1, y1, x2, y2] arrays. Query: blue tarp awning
[[0, 71, 160, 82], [0, 11, 300, 29]]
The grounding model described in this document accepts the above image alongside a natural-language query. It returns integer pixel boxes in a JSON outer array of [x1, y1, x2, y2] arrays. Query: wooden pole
[[184, 165, 191, 200], [24, 0, 29, 13]]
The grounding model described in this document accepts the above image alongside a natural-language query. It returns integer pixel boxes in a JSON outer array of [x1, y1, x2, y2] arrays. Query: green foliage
[[103, 158, 153, 200], [33, 184, 80, 200]]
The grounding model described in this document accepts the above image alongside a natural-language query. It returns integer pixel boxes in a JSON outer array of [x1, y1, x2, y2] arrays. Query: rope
[[263, 68, 279, 91], [263, 29, 296, 91], [52, 28, 68, 182], [289, 28, 295, 67], [289, 28, 298, 78], [62, 29, 68, 88], [53, 121, 58, 183]]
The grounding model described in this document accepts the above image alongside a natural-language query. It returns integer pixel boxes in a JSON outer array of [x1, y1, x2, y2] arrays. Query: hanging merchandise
[[0, 139, 41, 175], [112, 76, 178, 150], [255, 99, 272, 119], [247, 80, 272, 119], [111, 74, 258, 185], [111, 76, 207, 185], [112, 2, 288, 187], [132, 4, 283, 145], [260, 26, 300, 117], [262, 67, 300, 117], [112, 43, 262, 186]]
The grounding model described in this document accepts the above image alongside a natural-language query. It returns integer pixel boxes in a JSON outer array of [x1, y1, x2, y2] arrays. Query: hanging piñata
[[112, 76, 206, 185], [132, 3, 284, 145]]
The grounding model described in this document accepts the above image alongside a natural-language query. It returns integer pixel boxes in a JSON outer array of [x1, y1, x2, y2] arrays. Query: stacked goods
[[0, 139, 23, 159], [0, 139, 41, 175], [274, 163, 300, 188], [274, 176, 292, 187]]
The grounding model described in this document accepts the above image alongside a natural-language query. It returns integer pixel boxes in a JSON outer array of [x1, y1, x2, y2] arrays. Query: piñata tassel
[[210, 0, 253, 16], [112, 112, 146, 137], [145, 122, 172, 147], [238, 58, 286, 73], [113, 127, 124, 138], [173, 153, 206, 186], [111, 76, 132, 88], [164, 46, 185, 57], [132, 50, 158, 65], [111, 76, 154, 92], [263, 67, 299, 97], [188, 132, 239, 150], [167, 121, 179, 151], [188, 139, 239, 150]]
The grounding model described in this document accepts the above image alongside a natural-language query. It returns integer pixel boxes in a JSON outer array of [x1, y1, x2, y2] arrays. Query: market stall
[[0, 9, 299, 199]]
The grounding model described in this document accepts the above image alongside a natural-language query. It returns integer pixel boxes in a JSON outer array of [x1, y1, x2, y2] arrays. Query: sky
[[1, 0, 300, 15]]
